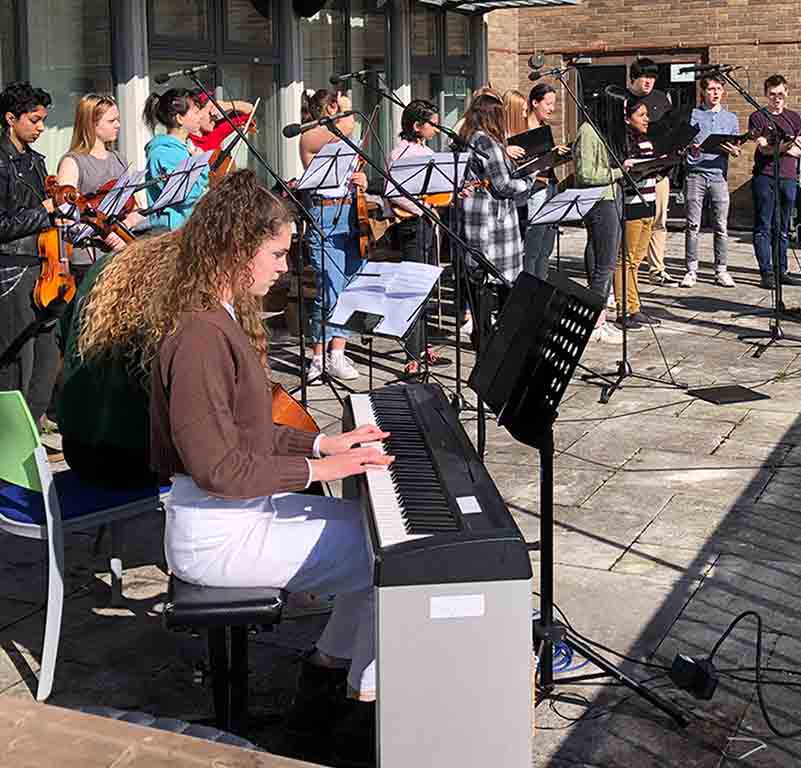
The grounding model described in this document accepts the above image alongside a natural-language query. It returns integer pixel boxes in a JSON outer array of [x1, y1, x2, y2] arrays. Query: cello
[[271, 381, 319, 433]]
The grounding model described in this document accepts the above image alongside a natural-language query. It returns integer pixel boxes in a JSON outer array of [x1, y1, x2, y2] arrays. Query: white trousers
[[165, 475, 375, 695]]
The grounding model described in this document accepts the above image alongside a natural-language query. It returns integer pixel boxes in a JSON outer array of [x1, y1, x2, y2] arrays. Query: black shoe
[[781, 272, 801, 286], [629, 311, 661, 326], [760, 273, 776, 289], [615, 316, 644, 331], [281, 654, 349, 762], [330, 698, 377, 768]]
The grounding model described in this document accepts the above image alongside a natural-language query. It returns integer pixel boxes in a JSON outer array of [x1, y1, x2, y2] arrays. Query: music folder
[[699, 132, 747, 154], [508, 125, 554, 156]]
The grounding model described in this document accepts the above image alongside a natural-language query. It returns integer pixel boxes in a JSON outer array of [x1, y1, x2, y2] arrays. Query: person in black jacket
[[0, 81, 61, 428]]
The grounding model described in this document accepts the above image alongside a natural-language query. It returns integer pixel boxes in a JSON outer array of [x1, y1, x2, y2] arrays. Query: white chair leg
[[37, 547, 64, 701], [109, 520, 124, 607]]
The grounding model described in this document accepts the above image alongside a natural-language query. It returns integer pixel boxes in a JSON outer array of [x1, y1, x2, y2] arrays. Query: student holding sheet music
[[300, 88, 367, 382], [748, 74, 801, 289], [143, 89, 208, 231], [681, 76, 740, 289], [387, 99, 441, 375], [56, 94, 145, 285], [523, 83, 565, 279], [458, 94, 538, 290], [609, 95, 660, 330]]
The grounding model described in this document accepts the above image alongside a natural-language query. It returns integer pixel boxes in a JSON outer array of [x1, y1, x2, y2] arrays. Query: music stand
[[329, 261, 443, 389], [296, 141, 361, 399], [142, 153, 211, 219], [67, 171, 146, 247], [469, 270, 690, 727]]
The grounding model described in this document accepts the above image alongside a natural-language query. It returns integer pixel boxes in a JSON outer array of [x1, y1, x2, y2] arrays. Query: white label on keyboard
[[429, 594, 485, 620], [457, 496, 482, 515]]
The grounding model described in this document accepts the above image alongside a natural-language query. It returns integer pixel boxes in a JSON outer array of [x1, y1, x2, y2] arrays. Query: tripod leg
[[562, 631, 690, 727]]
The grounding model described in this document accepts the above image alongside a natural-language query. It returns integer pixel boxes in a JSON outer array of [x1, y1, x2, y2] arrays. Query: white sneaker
[[606, 292, 616, 310], [680, 271, 697, 288], [460, 317, 474, 338], [715, 270, 736, 288], [327, 352, 360, 381], [308, 355, 324, 382]]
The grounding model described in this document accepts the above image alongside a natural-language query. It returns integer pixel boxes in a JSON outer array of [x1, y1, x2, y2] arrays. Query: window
[[446, 11, 470, 58], [301, 0, 348, 91], [26, 0, 113, 172], [150, 0, 210, 43], [412, 5, 439, 58], [225, 0, 273, 48]]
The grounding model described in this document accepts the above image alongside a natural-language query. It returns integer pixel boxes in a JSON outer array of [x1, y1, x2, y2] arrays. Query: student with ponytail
[[298, 87, 367, 382], [142, 88, 208, 230]]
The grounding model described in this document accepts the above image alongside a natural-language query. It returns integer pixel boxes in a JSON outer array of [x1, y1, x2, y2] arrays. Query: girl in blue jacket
[[143, 89, 208, 231]]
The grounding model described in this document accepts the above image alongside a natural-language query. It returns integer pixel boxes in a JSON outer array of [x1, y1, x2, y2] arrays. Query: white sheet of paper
[[384, 151, 470, 198], [149, 151, 211, 213], [297, 141, 359, 198], [328, 261, 443, 339]]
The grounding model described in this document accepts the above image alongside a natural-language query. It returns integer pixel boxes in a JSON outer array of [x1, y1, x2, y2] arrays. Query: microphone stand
[[185, 72, 329, 407], [717, 68, 801, 357], [350, 74, 494, 442], [325, 112, 506, 443], [550, 66, 686, 403]]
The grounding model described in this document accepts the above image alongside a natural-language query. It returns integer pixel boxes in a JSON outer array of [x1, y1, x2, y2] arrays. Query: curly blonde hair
[[78, 170, 293, 376]]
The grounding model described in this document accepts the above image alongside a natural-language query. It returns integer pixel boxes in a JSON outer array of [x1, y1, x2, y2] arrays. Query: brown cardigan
[[150, 308, 317, 498]]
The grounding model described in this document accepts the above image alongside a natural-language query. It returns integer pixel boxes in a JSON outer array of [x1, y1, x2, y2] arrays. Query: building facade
[[488, 3, 801, 225], [0, 0, 488, 180]]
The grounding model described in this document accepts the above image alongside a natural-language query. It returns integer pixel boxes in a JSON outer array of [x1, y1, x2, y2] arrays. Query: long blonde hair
[[78, 170, 293, 376], [503, 90, 528, 137], [68, 93, 117, 154]]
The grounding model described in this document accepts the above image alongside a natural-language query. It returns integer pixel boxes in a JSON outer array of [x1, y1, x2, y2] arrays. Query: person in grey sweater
[[681, 75, 741, 288]]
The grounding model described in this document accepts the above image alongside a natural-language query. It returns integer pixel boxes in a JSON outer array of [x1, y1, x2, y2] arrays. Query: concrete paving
[[3, 227, 801, 766]]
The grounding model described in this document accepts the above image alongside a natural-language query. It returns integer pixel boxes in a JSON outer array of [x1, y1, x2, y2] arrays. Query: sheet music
[[67, 171, 145, 246], [296, 141, 359, 198], [149, 151, 212, 213], [329, 261, 443, 339], [528, 186, 607, 226], [384, 152, 470, 198]]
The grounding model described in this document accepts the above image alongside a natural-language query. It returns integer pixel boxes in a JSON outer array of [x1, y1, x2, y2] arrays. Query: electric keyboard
[[343, 383, 533, 768], [343, 383, 532, 587]]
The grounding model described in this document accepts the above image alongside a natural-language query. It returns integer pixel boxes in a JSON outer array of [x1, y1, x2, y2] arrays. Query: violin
[[209, 105, 259, 186], [82, 177, 137, 217], [354, 105, 381, 259], [66, 179, 138, 248], [34, 176, 78, 310], [271, 382, 319, 433]]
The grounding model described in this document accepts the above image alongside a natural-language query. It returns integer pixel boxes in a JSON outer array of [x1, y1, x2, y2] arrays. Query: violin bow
[[228, 97, 261, 177]]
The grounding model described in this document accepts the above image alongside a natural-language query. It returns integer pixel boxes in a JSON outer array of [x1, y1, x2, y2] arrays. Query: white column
[[111, 0, 150, 171], [389, 0, 412, 142], [279, 0, 304, 180]]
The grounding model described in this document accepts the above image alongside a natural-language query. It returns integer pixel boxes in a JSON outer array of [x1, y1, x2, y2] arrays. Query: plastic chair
[[0, 390, 163, 701]]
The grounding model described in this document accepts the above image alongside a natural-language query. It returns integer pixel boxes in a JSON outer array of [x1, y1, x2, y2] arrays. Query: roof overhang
[[415, 0, 578, 15]]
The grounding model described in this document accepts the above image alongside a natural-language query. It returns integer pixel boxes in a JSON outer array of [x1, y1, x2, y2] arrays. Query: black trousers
[[395, 216, 434, 360], [0, 266, 59, 423]]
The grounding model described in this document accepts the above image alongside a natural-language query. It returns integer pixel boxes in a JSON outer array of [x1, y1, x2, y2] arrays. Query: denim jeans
[[752, 173, 797, 275], [306, 201, 362, 343], [583, 192, 621, 302], [685, 173, 730, 274], [523, 181, 557, 279]]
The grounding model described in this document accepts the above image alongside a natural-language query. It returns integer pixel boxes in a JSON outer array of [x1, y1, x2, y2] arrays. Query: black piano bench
[[163, 573, 286, 736]]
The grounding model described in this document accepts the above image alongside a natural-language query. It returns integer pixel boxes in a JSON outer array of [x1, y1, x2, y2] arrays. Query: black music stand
[[469, 270, 690, 727], [296, 141, 361, 401]]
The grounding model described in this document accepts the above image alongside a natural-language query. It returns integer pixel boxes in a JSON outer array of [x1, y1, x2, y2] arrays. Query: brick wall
[[487, 9, 519, 95], [485, 1, 801, 226]]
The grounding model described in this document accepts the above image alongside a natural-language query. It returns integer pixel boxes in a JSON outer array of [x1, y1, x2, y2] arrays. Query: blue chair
[[0, 390, 163, 701]]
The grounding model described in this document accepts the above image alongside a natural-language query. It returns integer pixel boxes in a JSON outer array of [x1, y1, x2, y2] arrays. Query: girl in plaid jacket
[[457, 94, 538, 286]]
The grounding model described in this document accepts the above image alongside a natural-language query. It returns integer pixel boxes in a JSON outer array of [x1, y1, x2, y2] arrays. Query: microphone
[[282, 110, 357, 139], [528, 66, 568, 81], [153, 63, 215, 85], [677, 63, 736, 76], [330, 69, 374, 85]]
